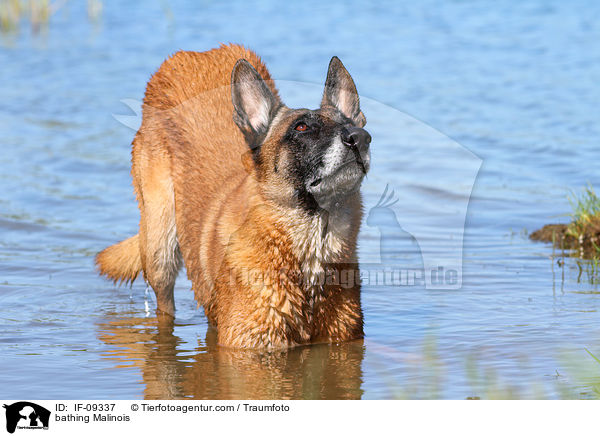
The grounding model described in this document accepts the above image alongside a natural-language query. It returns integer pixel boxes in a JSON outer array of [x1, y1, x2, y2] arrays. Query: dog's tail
[[95, 234, 142, 285]]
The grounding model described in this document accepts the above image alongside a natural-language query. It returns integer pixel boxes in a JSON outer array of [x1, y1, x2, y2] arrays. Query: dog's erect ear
[[321, 57, 366, 127], [231, 59, 280, 148]]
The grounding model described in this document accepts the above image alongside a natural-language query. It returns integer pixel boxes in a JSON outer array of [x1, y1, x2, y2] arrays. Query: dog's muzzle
[[341, 126, 371, 173]]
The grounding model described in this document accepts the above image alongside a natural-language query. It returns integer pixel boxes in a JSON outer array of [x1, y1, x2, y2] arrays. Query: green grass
[[585, 348, 600, 365], [564, 185, 600, 283], [566, 348, 600, 398], [566, 184, 600, 247]]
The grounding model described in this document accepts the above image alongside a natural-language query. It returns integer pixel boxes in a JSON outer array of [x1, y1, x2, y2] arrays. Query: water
[[1, 0, 600, 399]]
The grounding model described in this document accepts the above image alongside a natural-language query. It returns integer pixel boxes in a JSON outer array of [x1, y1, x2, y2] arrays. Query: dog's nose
[[342, 126, 371, 152]]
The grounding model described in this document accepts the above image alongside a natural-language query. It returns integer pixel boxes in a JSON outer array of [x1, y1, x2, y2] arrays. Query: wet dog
[[96, 44, 371, 348]]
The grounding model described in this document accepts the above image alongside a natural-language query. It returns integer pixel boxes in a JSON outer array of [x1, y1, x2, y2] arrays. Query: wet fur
[[96, 44, 366, 349]]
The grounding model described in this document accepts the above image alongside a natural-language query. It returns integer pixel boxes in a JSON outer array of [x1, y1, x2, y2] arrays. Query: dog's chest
[[287, 213, 351, 306]]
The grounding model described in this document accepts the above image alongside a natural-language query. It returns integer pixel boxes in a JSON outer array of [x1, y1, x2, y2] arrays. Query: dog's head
[[231, 56, 371, 213]]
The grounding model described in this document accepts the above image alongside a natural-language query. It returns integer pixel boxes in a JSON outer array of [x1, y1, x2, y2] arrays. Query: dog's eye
[[295, 123, 308, 132]]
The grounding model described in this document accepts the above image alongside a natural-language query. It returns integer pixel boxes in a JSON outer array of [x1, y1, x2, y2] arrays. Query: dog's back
[[98, 44, 275, 312], [139, 45, 278, 303]]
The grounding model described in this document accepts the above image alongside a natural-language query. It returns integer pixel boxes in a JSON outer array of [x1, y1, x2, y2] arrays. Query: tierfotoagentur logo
[[113, 79, 481, 292], [3, 402, 50, 433]]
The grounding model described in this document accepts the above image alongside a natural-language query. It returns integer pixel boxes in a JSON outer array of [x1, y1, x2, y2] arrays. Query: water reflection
[[98, 316, 364, 399]]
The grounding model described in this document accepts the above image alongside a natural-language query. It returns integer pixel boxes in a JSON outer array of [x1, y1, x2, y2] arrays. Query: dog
[[96, 44, 371, 349]]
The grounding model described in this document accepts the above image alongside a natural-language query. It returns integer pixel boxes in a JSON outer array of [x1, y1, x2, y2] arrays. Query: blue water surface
[[1, 0, 599, 399]]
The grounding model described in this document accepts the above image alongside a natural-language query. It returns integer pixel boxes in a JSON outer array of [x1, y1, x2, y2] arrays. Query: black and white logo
[[3, 402, 50, 434]]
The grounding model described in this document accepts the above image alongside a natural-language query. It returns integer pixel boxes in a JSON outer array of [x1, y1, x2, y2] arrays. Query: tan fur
[[96, 44, 364, 349], [96, 234, 141, 285]]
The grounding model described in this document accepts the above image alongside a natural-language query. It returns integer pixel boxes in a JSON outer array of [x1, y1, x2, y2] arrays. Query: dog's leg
[[137, 151, 182, 317], [311, 266, 364, 343]]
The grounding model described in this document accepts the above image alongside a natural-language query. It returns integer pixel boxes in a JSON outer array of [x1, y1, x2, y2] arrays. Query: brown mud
[[530, 220, 600, 258]]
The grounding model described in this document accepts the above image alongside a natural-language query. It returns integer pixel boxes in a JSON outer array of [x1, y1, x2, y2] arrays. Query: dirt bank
[[530, 220, 600, 257]]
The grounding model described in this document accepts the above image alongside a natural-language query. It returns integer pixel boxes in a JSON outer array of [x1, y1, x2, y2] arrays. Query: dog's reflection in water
[[98, 315, 364, 400]]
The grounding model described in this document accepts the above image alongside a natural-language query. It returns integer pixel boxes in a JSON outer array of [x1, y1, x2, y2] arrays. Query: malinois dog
[[96, 44, 371, 348]]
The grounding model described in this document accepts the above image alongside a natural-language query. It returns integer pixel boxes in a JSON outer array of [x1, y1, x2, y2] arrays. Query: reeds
[[0, 0, 102, 34]]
